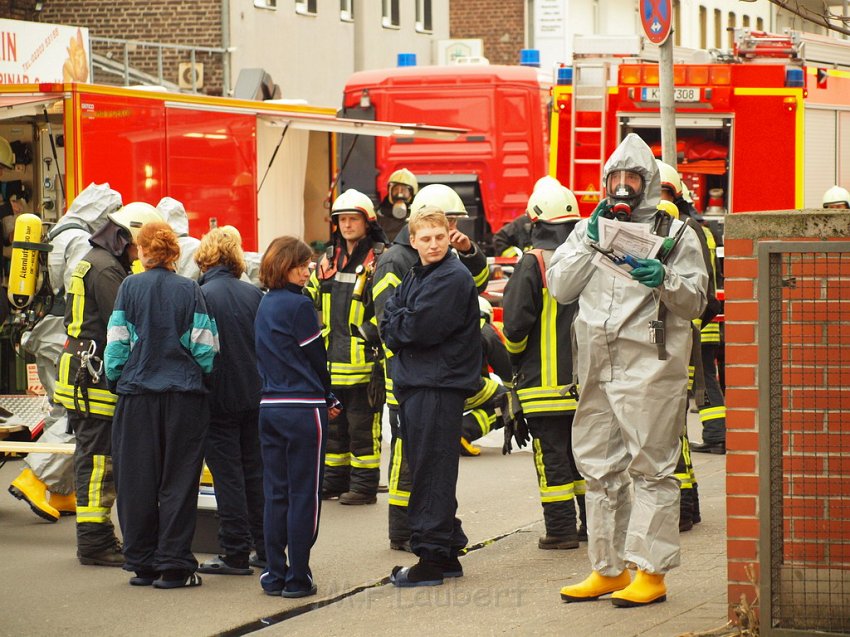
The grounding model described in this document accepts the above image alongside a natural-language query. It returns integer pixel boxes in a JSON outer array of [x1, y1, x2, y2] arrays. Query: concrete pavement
[[0, 413, 731, 637]]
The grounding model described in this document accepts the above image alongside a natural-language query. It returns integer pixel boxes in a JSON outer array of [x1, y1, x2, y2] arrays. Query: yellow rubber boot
[[49, 491, 77, 516], [8, 469, 59, 522], [459, 437, 481, 457], [560, 570, 631, 602], [611, 570, 667, 607]]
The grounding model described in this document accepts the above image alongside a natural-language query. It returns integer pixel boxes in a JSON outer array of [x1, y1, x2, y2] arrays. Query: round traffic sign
[[641, 0, 673, 45]]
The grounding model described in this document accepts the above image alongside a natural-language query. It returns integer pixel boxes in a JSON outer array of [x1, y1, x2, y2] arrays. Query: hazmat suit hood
[[53, 182, 122, 235], [157, 197, 189, 236], [602, 134, 660, 224]]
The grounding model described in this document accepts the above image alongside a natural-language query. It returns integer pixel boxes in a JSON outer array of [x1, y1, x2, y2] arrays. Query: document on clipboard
[[592, 217, 664, 281]]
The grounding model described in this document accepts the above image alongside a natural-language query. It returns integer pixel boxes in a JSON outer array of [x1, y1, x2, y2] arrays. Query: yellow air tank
[[8, 213, 47, 309]]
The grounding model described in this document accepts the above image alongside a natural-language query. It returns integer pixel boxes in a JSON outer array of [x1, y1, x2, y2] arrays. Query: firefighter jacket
[[380, 251, 482, 401], [493, 213, 533, 258], [466, 321, 512, 410], [502, 221, 579, 417], [304, 236, 382, 387], [373, 224, 491, 406], [104, 268, 218, 393], [199, 265, 263, 414], [53, 245, 128, 420]]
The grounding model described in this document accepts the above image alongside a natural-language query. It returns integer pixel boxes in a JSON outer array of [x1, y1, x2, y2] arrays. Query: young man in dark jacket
[[380, 206, 481, 587]]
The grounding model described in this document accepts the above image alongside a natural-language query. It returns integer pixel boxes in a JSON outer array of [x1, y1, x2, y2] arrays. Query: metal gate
[[759, 241, 850, 636]]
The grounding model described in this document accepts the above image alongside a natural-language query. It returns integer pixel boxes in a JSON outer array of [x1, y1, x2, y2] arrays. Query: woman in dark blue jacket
[[105, 221, 218, 589], [195, 228, 265, 576], [254, 236, 340, 599]]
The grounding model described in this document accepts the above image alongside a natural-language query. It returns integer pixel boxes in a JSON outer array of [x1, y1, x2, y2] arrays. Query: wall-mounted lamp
[[360, 89, 371, 109], [34, 1, 44, 11]]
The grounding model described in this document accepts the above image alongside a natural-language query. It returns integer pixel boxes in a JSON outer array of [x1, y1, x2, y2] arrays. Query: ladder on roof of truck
[[734, 28, 850, 70], [570, 59, 610, 200]]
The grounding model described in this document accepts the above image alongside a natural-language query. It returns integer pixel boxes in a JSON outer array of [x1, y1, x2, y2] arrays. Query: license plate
[[641, 86, 701, 102]]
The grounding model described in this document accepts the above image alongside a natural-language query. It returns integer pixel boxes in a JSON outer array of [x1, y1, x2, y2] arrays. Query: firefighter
[[550, 134, 708, 607], [157, 197, 200, 279], [373, 183, 489, 551], [53, 201, 161, 566], [378, 168, 418, 243], [822, 185, 850, 209], [459, 296, 511, 457], [502, 180, 586, 550], [305, 189, 386, 505], [492, 175, 561, 259], [9, 183, 122, 523]]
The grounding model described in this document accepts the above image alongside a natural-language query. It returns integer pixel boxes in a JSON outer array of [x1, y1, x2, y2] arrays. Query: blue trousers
[[259, 404, 327, 593], [399, 388, 468, 562]]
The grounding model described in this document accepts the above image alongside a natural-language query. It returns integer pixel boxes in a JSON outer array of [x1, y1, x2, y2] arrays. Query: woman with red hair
[[106, 221, 219, 589]]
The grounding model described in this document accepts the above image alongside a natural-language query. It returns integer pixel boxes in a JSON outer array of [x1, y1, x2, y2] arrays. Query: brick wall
[[724, 210, 850, 627], [450, 0, 525, 66], [5, 0, 224, 94]]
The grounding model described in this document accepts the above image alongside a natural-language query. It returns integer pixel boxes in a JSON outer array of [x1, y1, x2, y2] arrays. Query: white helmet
[[822, 185, 850, 209], [526, 182, 580, 224], [478, 296, 493, 322], [388, 168, 418, 197], [108, 201, 162, 242], [332, 189, 377, 222], [411, 184, 468, 218], [533, 175, 561, 192], [656, 160, 682, 197]]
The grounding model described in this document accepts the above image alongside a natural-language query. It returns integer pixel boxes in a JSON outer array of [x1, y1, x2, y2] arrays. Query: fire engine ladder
[[570, 60, 609, 201]]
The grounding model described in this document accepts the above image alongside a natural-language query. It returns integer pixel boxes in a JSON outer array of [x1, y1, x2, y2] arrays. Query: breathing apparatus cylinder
[[8, 213, 51, 309]]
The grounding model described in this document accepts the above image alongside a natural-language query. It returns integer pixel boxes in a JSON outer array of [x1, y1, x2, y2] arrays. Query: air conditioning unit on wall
[[178, 62, 204, 90], [434, 39, 484, 66]]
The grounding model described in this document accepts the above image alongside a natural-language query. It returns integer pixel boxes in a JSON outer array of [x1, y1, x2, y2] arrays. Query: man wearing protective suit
[[157, 197, 201, 279], [9, 183, 123, 523], [549, 134, 708, 607]]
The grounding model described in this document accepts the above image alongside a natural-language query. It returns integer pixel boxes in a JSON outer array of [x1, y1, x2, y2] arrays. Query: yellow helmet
[[657, 200, 680, 219], [331, 188, 377, 222], [411, 184, 467, 217], [822, 185, 850, 209], [527, 182, 580, 224], [656, 160, 682, 197], [388, 168, 418, 195], [0, 136, 14, 169], [108, 201, 163, 242]]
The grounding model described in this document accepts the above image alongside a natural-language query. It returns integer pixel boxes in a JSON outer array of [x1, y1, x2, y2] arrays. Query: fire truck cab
[[551, 29, 850, 218], [339, 63, 551, 248]]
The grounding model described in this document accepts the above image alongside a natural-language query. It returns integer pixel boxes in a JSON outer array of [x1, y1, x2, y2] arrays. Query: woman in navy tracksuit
[[254, 236, 340, 599]]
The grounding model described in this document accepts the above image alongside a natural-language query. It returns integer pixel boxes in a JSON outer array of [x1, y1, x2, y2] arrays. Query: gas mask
[[605, 169, 645, 221], [389, 182, 414, 219], [391, 200, 408, 220]]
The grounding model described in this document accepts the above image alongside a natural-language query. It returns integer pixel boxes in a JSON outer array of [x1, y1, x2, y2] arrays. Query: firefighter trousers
[[112, 392, 209, 575], [204, 408, 265, 560], [699, 342, 727, 446], [323, 385, 382, 497], [259, 404, 327, 594], [526, 415, 580, 539], [69, 411, 118, 554], [399, 388, 468, 562], [387, 406, 412, 544], [674, 411, 700, 527]]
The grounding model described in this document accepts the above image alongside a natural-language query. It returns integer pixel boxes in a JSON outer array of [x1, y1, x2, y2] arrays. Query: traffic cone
[[611, 570, 667, 607], [8, 469, 59, 522], [560, 570, 631, 602]]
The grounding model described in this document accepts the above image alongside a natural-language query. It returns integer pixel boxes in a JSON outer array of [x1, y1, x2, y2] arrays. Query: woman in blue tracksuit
[[105, 221, 218, 589], [255, 236, 340, 599]]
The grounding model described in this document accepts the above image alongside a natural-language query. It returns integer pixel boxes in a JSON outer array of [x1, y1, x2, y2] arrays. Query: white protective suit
[[547, 134, 708, 576], [157, 197, 201, 280], [19, 182, 122, 493]]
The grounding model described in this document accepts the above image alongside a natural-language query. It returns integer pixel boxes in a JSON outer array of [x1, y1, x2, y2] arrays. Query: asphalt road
[[0, 412, 730, 637]]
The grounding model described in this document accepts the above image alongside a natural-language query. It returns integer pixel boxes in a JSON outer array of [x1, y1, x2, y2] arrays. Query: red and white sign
[[0, 19, 90, 85], [640, 0, 673, 45]]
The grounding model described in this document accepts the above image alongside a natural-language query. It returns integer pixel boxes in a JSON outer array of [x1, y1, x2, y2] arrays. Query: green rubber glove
[[630, 258, 665, 288], [586, 200, 612, 243]]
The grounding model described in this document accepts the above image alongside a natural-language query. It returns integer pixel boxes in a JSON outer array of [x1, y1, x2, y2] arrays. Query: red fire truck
[[338, 63, 550, 246], [0, 82, 460, 252], [550, 29, 850, 217]]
